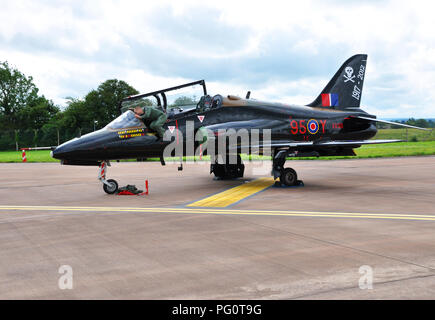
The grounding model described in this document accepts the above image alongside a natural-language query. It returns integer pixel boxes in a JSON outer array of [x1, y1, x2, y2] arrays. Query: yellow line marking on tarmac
[[187, 177, 276, 207], [1, 205, 435, 221]]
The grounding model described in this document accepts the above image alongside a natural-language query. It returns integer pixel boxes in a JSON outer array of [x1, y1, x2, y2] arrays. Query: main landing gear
[[272, 149, 301, 186], [98, 161, 119, 194], [210, 154, 245, 179]]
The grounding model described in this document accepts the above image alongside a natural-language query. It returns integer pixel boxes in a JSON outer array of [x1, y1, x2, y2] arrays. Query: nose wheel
[[103, 179, 119, 194], [98, 161, 119, 194]]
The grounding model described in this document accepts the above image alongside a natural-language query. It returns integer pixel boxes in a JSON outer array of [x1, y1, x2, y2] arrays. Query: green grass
[[355, 141, 435, 157], [0, 150, 59, 163], [1, 129, 434, 163], [289, 141, 435, 160], [2, 141, 435, 163], [373, 128, 435, 141]]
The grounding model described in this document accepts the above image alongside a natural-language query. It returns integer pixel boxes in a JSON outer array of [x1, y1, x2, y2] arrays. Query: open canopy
[[119, 80, 207, 115]]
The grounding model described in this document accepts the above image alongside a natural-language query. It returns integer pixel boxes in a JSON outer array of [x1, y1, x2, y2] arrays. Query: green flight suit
[[139, 106, 167, 138]]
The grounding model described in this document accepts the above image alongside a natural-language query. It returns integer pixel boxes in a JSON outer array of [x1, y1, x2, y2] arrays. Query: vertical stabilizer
[[307, 54, 367, 109]]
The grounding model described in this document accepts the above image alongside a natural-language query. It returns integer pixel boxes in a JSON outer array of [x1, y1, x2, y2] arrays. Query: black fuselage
[[52, 99, 376, 164]]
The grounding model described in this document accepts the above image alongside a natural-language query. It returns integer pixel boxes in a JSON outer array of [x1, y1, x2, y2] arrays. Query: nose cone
[[51, 137, 79, 160], [51, 129, 110, 161]]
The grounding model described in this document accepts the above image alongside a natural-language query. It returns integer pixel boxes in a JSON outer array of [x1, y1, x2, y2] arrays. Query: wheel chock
[[273, 180, 304, 188]]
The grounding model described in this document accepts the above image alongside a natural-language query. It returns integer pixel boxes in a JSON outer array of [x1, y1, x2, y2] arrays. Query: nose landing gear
[[98, 161, 119, 194]]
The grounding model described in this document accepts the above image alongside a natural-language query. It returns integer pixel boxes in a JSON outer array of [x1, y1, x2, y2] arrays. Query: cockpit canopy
[[115, 80, 227, 128], [105, 110, 144, 130], [119, 80, 207, 115]]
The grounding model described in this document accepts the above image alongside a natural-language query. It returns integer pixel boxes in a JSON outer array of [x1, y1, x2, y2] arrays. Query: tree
[[168, 96, 196, 110], [406, 118, 431, 128], [0, 61, 39, 129], [83, 79, 139, 128], [17, 96, 60, 130], [57, 98, 90, 129]]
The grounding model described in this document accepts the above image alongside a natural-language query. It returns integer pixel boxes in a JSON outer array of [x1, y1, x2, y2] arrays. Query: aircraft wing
[[311, 139, 403, 146], [204, 122, 403, 150]]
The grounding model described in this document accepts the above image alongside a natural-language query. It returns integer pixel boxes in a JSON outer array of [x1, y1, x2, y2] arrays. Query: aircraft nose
[[51, 129, 112, 161], [51, 138, 79, 160]]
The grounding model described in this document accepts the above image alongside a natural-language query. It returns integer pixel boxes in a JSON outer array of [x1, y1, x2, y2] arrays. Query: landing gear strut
[[210, 154, 245, 179], [98, 161, 119, 194], [272, 149, 300, 186]]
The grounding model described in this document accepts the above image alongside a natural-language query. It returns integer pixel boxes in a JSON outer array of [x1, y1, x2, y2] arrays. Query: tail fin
[[307, 54, 367, 110]]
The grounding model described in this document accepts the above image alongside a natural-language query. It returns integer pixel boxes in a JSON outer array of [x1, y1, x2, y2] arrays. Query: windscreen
[[166, 84, 203, 111], [105, 110, 144, 129], [120, 97, 158, 113]]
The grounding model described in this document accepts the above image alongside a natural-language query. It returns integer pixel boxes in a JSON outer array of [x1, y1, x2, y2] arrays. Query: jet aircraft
[[51, 54, 429, 193]]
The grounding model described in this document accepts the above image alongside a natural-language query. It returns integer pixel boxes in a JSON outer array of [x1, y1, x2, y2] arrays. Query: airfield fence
[[0, 127, 94, 151]]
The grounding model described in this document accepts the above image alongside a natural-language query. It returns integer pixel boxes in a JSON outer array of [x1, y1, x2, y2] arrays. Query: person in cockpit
[[133, 105, 167, 138]]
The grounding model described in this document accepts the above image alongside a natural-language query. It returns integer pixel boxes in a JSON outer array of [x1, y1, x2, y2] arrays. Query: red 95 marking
[[290, 119, 326, 134]]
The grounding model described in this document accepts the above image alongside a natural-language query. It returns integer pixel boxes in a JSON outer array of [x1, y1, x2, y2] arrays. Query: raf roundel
[[307, 119, 319, 134]]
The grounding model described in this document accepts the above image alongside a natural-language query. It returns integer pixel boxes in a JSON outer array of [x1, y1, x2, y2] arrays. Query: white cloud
[[1, 0, 435, 117]]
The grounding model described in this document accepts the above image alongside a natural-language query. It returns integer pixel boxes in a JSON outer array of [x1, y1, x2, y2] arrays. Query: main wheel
[[211, 154, 244, 179], [280, 168, 297, 186], [211, 163, 245, 179], [103, 179, 118, 194], [211, 163, 226, 179]]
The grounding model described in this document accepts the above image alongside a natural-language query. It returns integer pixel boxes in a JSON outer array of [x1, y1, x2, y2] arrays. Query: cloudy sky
[[1, 0, 434, 118]]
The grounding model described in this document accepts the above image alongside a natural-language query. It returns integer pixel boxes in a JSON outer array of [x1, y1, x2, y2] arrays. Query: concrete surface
[[0, 157, 435, 299]]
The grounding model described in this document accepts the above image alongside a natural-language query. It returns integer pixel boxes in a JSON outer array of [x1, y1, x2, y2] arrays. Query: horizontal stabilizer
[[353, 116, 431, 131]]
